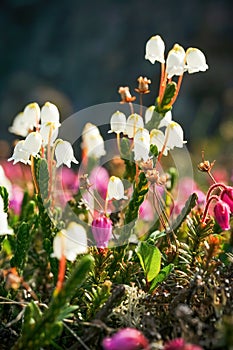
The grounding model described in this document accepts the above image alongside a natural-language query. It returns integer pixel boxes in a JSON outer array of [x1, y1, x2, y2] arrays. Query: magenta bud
[[164, 338, 203, 350], [91, 214, 112, 248], [213, 200, 231, 231], [221, 187, 233, 213], [102, 328, 149, 350]]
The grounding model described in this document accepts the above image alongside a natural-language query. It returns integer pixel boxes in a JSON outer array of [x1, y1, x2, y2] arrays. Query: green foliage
[[35, 158, 49, 199], [156, 82, 177, 114], [121, 137, 136, 182], [0, 186, 9, 213], [10, 222, 31, 272], [124, 172, 148, 225], [168, 192, 198, 234], [12, 255, 94, 350], [149, 263, 174, 292], [136, 241, 161, 282]]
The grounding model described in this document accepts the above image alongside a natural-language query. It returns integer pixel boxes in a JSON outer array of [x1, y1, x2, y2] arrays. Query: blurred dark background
[[0, 0, 233, 164]]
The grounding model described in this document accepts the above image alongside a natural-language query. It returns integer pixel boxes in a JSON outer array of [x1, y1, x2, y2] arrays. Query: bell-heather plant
[[0, 34, 232, 350]]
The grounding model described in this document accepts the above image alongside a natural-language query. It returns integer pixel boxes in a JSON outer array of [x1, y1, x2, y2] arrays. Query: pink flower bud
[[164, 338, 203, 350], [102, 328, 149, 350], [221, 187, 233, 213], [214, 200, 231, 230], [91, 214, 112, 248]]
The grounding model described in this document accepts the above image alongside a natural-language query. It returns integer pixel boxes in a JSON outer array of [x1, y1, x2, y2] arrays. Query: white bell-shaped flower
[[82, 123, 106, 158], [40, 102, 61, 126], [107, 176, 127, 200], [166, 121, 186, 149], [0, 211, 13, 235], [22, 131, 42, 156], [23, 102, 40, 129], [158, 111, 172, 128], [185, 47, 209, 74], [52, 222, 88, 261], [55, 140, 79, 168], [0, 166, 12, 199], [166, 44, 186, 78], [134, 128, 150, 162], [40, 122, 59, 146], [145, 35, 165, 64], [145, 106, 155, 124], [108, 111, 126, 134], [8, 112, 30, 137], [125, 113, 144, 138], [150, 129, 169, 155], [8, 141, 31, 165]]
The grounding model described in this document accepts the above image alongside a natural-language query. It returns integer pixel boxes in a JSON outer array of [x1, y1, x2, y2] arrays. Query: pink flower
[[102, 328, 149, 350], [139, 199, 154, 221], [89, 166, 109, 198], [9, 185, 24, 215], [91, 214, 112, 248], [164, 338, 203, 350], [221, 187, 233, 213], [213, 200, 231, 230]]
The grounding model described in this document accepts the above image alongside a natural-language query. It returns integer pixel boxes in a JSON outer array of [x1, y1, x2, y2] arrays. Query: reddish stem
[[206, 182, 228, 203], [55, 254, 66, 294], [202, 195, 219, 224]]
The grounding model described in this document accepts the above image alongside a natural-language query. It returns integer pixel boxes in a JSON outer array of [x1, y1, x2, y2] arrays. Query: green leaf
[[168, 192, 198, 233], [10, 222, 31, 272], [57, 305, 79, 321], [0, 186, 9, 213], [145, 109, 163, 131], [157, 82, 177, 113], [149, 263, 174, 292], [136, 242, 161, 282], [36, 158, 49, 199]]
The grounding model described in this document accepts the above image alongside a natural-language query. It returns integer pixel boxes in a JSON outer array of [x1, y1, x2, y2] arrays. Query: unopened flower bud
[[102, 328, 149, 350], [214, 200, 231, 231], [91, 214, 112, 248], [221, 187, 233, 213]]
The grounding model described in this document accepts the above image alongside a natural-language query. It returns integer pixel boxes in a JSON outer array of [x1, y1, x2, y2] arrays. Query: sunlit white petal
[[145, 35, 165, 64], [55, 140, 79, 168]]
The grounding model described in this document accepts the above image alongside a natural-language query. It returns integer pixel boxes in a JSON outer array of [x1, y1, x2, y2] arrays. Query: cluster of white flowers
[[108, 109, 186, 163], [145, 34, 208, 77], [8, 102, 78, 168]]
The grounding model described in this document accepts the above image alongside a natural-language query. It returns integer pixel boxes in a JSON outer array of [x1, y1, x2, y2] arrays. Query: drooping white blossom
[[22, 132, 42, 156], [40, 122, 59, 146], [82, 123, 106, 159], [0, 211, 13, 235], [52, 222, 88, 261], [108, 111, 126, 134], [145, 35, 165, 64], [55, 140, 79, 168], [145, 106, 155, 124], [8, 141, 31, 165], [107, 176, 127, 201], [8, 113, 30, 137], [0, 166, 12, 198], [23, 102, 40, 129], [186, 47, 209, 74], [166, 121, 186, 149], [166, 44, 186, 78], [134, 128, 150, 162], [158, 111, 172, 128], [40, 102, 61, 126], [125, 113, 144, 138], [0, 197, 13, 236], [150, 129, 169, 155]]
